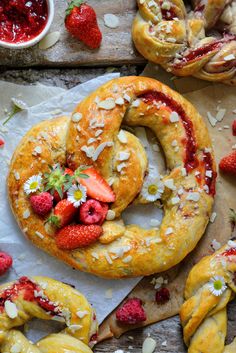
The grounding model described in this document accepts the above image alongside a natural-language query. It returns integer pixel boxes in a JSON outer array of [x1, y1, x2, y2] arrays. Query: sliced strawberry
[[56, 224, 103, 249], [49, 199, 77, 228], [78, 168, 115, 203]]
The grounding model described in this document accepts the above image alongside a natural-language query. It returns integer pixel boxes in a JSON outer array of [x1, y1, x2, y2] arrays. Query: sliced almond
[[39, 31, 60, 50], [142, 337, 157, 353]]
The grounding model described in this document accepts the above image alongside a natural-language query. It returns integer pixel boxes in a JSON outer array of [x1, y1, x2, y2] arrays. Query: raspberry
[[155, 287, 170, 304], [0, 252, 13, 276], [30, 192, 53, 216], [79, 199, 108, 225], [0, 138, 4, 148], [116, 298, 146, 324]]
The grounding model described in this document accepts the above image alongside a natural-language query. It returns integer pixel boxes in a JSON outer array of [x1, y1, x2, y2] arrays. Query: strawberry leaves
[[44, 165, 72, 199], [66, 0, 84, 16]]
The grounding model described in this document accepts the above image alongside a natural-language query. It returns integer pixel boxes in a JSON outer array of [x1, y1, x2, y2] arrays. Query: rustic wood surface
[[0, 0, 146, 68], [0, 67, 236, 352]]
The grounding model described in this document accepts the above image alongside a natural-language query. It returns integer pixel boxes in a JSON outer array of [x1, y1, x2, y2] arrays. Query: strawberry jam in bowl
[[0, 0, 54, 49]]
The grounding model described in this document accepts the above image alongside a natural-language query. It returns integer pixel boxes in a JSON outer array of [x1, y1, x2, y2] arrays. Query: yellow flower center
[[30, 181, 38, 190], [74, 190, 83, 201], [214, 280, 223, 290], [148, 184, 158, 195]]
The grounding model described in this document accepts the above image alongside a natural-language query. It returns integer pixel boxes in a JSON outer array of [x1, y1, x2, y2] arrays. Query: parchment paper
[[99, 64, 236, 340], [0, 74, 144, 338]]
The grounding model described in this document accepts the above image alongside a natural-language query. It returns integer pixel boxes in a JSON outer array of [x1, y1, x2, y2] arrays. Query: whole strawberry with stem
[[219, 151, 236, 176], [65, 0, 102, 49]]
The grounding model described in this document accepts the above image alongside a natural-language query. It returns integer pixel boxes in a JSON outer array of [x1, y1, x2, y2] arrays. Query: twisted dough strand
[[180, 242, 236, 352], [0, 277, 98, 353], [133, 0, 236, 84]]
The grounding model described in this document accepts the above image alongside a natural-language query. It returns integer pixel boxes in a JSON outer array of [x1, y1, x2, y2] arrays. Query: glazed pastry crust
[[0, 276, 97, 352], [8, 76, 215, 278], [180, 243, 236, 353], [132, 0, 236, 84]]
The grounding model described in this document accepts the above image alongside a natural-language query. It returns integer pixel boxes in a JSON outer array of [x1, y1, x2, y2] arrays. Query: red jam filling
[[0, 276, 61, 316], [202, 152, 216, 196], [222, 247, 236, 257], [160, 2, 176, 20], [140, 91, 198, 171], [0, 0, 48, 44], [173, 40, 222, 69]]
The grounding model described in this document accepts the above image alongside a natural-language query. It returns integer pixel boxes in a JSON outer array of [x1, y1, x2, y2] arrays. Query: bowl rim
[[0, 0, 55, 49]]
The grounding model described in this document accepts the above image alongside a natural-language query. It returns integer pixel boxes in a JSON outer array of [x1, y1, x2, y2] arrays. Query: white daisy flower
[[208, 276, 227, 297], [67, 184, 87, 207], [141, 176, 164, 202], [24, 174, 42, 195]]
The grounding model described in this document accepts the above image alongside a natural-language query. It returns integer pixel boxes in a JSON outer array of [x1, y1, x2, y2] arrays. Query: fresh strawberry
[[48, 199, 77, 228], [0, 252, 12, 276], [219, 151, 236, 176], [53, 168, 74, 203], [65, 0, 102, 49], [78, 168, 115, 203], [233, 120, 236, 136], [56, 224, 103, 249], [116, 298, 147, 325], [79, 199, 108, 225], [30, 192, 53, 216]]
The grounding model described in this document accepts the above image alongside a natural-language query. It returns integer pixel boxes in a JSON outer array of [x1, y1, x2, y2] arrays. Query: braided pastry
[[180, 242, 236, 353], [8, 76, 216, 278], [0, 276, 98, 352], [133, 0, 236, 84]]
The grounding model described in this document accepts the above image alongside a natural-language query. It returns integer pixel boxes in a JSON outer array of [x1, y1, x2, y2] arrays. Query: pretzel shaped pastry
[[133, 0, 236, 84], [180, 242, 236, 352], [0, 276, 98, 352], [8, 76, 216, 278]]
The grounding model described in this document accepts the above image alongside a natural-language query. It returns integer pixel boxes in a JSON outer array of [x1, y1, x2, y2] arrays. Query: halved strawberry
[[78, 168, 116, 203], [48, 199, 77, 228], [56, 224, 103, 249]]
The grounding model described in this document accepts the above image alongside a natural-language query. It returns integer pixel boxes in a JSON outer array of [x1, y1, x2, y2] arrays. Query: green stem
[[3, 106, 20, 125]]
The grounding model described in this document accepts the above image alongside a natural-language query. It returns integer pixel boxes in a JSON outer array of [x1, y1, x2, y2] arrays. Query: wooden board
[[0, 0, 146, 68]]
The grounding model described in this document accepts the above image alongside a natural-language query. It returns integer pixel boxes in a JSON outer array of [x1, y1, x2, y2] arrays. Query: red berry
[[79, 199, 108, 225], [0, 252, 13, 276], [232, 120, 236, 136], [65, 1, 102, 49], [0, 138, 4, 148], [116, 298, 146, 325], [30, 192, 53, 216], [155, 287, 170, 304], [219, 151, 236, 176], [56, 224, 103, 250], [49, 199, 77, 228], [78, 168, 116, 203]]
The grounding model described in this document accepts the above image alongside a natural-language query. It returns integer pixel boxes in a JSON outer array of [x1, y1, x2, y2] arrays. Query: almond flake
[[92, 142, 113, 161], [104, 252, 113, 264], [104, 14, 120, 29], [117, 130, 127, 143], [117, 151, 130, 161], [76, 310, 88, 318], [35, 231, 44, 239], [132, 99, 141, 107], [98, 98, 116, 110], [115, 97, 125, 105], [224, 54, 235, 61], [14, 171, 20, 180], [105, 288, 113, 299], [72, 112, 83, 122], [106, 210, 116, 220], [23, 209, 30, 219], [164, 179, 176, 190], [169, 111, 179, 123], [142, 337, 157, 353], [207, 112, 217, 127], [91, 252, 99, 260], [68, 324, 82, 333], [215, 108, 226, 122], [210, 212, 217, 223], [124, 93, 131, 102], [165, 227, 173, 235], [171, 196, 180, 205], [39, 31, 60, 50], [186, 192, 200, 202], [181, 167, 187, 176], [206, 170, 212, 178], [5, 300, 18, 319], [211, 239, 221, 251], [122, 255, 132, 263], [33, 146, 42, 155], [150, 219, 160, 227]]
